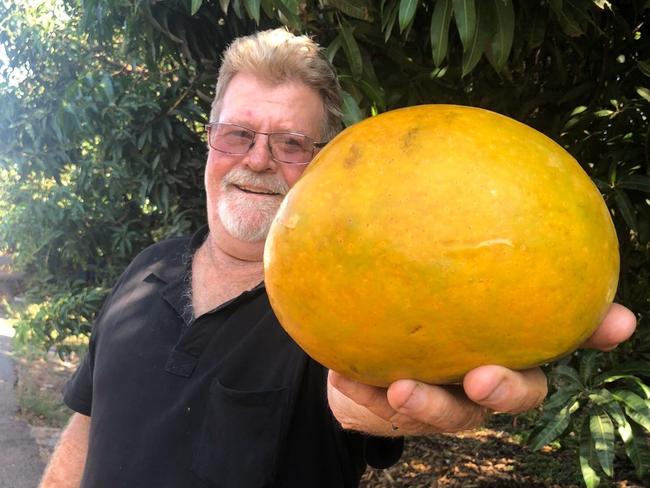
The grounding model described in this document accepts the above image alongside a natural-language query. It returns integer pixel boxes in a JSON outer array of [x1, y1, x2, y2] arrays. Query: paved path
[[0, 317, 44, 488]]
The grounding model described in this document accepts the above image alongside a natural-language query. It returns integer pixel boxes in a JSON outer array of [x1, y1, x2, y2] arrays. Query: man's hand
[[328, 303, 636, 437]]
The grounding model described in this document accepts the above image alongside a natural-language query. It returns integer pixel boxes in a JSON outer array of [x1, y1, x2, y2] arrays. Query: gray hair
[[210, 28, 343, 142]]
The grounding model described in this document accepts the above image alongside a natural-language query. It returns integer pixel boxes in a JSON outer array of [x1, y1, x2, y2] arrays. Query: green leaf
[[338, 20, 363, 81], [340, 90, 363, 126], [614, 390, 650, 432], [593, 109, 614, 117], [595, 360, 650, 382], [327, 0, 374, 21], [617, 175, 650, 193], [430, 0, 453, 67], [612, 188, 638, 231], [599, 375, 650, 399], [356, 79, 386, 112], [638, 60, 650, 77], [461, 0, 489, 76], [622, 421, 650, 478], [326, 35, 343, 64], [552, 364, 584, 388], [190, 0, 203, 15], [636, 86, 650, 103], [590, 410, 615, 476], [589, 390, 627, 426], [543, 387, 581, 412], [527, 6, 547, 48], [398, 0, 418, 33], [579, 417, 602, 488], [242, 0, 261, 23], [231, 0, 244, 18], [549, 0, 584, 36], [489, 0, 514, 71], [275, 0, 302, 29], [98, 74, 114, 102], [453, 0, 476, 48], [383, 3, 399, 42], [529, 404, 573, 450], [579, 350, 601, 385]]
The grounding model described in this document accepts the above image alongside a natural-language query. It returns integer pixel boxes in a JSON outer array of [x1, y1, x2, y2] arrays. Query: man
[[40, 28, 636, 487]]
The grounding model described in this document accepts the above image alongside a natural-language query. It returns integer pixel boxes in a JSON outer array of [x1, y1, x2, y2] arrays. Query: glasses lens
[[269, 133, 313, 164], [211, 124, 254, 154]]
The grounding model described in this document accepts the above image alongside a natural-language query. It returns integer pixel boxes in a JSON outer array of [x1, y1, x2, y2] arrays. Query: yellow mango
[[264, 105, 619, 387]]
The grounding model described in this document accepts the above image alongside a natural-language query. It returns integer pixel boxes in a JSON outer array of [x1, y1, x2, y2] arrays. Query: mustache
[[221, 167, 290, 195]]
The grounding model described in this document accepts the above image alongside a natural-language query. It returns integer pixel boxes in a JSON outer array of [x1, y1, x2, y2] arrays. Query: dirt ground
[[11, 347, 649, 487], [361, 426, 646, 488]]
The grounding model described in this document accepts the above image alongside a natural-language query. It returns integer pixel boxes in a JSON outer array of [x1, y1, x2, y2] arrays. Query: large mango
[[264, 105, 619, 387]]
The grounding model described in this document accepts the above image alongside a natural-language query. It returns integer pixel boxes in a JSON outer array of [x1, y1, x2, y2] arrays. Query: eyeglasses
[[205, 123, 327, 165]]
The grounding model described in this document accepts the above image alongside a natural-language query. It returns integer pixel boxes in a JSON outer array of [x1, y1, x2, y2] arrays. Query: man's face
[[205, 73, 325, 243]]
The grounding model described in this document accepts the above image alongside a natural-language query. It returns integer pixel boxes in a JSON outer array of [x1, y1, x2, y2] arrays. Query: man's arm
[[39, 413, 90, 488], [328, 303, 637, 436]]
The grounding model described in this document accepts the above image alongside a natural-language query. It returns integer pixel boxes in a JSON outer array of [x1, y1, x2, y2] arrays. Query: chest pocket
[[191, 376, 289, 488]]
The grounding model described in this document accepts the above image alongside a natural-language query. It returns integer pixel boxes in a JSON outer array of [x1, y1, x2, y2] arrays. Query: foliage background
[[1, 0, 649, 486]]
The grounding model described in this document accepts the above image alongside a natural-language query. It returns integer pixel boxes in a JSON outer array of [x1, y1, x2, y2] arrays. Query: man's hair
[[210, 28, 343, 141]]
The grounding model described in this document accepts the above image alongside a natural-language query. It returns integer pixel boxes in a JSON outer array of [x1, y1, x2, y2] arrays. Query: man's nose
[[244, 135, 276, 172]]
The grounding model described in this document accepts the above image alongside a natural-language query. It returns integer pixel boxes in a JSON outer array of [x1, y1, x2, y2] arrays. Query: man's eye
[[225, 129, 253, 139], [277, 136, 308, 151]]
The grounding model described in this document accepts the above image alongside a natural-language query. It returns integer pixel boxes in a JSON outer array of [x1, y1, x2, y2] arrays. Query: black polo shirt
[[64, 227, 403, 488]]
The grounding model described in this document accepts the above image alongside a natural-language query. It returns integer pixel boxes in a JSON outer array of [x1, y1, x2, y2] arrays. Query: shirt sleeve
[[63, 347, 94, 416], [61, 253, 137, 416], [364, 436, 404, 469]]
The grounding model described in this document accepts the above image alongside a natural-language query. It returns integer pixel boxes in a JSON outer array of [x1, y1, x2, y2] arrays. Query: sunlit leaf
[[590, 410, 615, 476], [636, 86, 650, 103], [623, 421, 650, 478], [614, 390, 650, 432], [529, 404, 573, 450], [579, 417, 602, 488]]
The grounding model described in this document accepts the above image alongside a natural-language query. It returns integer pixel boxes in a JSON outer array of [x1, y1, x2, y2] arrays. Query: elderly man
[[40, 28, 636, 488]]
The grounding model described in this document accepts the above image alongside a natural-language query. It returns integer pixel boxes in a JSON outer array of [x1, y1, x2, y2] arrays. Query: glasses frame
[[205, 122, 327, 165]]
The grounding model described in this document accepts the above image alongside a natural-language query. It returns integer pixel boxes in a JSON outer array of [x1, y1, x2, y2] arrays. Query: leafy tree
[[1, 0, 649, 485]]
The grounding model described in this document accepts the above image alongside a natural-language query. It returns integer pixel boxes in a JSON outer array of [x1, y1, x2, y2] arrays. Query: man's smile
[[233, 183, 282, 196]]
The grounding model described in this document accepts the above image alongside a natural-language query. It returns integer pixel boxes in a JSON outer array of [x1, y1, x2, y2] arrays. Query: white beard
[[217, 167, 289, 242]]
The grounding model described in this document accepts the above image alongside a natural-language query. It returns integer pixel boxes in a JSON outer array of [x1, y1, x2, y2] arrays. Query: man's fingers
[[386, 380, 488, 432], [582, 303, 636, 351], [463, 365, 548, 413], [328, 371, 396, 420]]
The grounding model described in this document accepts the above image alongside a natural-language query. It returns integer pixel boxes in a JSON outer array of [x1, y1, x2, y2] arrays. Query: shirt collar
[[146, 226, 209, 284]]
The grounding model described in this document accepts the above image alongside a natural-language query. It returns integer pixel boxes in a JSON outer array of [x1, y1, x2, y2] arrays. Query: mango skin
[[264, 105, 620, 387]]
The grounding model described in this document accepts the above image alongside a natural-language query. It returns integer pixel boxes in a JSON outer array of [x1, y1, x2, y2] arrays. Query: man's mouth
[[233, 184, 281, 196]]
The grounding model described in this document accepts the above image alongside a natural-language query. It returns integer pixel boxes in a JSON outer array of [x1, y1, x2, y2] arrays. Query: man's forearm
[[39, 413, 90, 488]]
